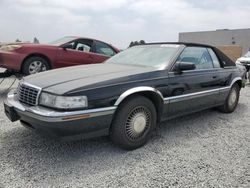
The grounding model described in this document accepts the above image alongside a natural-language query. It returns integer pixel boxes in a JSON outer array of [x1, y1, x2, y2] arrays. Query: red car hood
[[1, 42, 58, 48]]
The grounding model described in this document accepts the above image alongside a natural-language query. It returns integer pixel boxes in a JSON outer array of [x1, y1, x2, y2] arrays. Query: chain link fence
[[0, 68, 20, 99]]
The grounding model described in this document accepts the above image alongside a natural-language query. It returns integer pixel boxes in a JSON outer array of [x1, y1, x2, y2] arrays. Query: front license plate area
[[4, 103, 20, 122]]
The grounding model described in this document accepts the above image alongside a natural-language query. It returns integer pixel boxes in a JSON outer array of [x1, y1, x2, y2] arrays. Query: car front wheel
[[22, 56, 50, 75], [110, 96, 157, 150]]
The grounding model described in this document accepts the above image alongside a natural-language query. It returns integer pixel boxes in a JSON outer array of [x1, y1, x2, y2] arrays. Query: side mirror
[[62, 43, 73, 50], [173, 62, 196, 73]]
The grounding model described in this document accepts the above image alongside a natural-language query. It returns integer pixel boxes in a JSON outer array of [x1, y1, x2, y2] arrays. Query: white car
[[236, 51, 250, 82], [236, 51, 250, 69]]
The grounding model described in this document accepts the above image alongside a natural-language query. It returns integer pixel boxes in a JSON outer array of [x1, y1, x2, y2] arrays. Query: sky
[[0, 0, 250, 48]]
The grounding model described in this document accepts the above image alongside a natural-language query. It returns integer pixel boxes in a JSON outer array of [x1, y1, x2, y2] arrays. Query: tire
[[22, 56, 50, 75], [218, 84, 240, 113], [110, 96, 157, 150], [248, 71, 250, 83]]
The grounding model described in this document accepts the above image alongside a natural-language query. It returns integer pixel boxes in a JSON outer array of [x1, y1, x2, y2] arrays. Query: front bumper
[[4, 91, 116, 140], [0, 51, 25, 71]]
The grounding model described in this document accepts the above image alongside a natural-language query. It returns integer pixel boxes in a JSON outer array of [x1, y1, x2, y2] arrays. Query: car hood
[[23, 64, 159, 95], [0, 42, 59, 50], [21, 43, 59, 48], [238, 57, 250, 62]]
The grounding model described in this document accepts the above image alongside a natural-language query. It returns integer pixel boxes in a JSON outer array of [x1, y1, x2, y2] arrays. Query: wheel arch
[[230, 77, 243, 89], [21, 53, 52, 72], [114, 87, 164, 122]]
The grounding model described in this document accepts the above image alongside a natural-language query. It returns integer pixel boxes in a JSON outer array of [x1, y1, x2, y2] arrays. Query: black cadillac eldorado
[[4, 43, 246, 150]]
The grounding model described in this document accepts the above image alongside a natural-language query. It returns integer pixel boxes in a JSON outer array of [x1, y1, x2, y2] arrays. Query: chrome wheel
[[28, 61, 47, 74], [228, 88, 237, 107], [125, 106, 151, 140]]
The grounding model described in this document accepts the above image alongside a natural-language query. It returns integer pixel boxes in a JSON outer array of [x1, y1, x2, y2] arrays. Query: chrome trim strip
[[28, 106, 116, 118], [114, 86, 164, 106], [220, 87, 231, 92], [164, 87, 231, 104], [163, 77, 242, 104]]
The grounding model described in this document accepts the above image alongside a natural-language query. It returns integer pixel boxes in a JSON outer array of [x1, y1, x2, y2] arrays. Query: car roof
[[144, 42, 214, 48], [66, 36, 109, 44]]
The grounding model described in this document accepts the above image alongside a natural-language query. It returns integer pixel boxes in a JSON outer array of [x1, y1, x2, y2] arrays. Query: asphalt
[[0, 77, 249, 188]]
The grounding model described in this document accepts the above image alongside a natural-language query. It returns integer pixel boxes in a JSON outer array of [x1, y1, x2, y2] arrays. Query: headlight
[[39, 92, 88, 109], [0, 45, 22, 51]]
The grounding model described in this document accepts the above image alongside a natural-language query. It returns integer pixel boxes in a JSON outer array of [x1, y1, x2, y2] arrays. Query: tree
[[15, 39, 21, 42], [33, 37, 39, 44], [129, 41, 134, 47], [134, 41, 139, 46], [139, 40, 145, 45], [128, 40, 146, 48]]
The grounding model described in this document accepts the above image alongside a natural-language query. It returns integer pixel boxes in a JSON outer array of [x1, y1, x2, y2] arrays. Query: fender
[[114, 86, 164, 106], [230, 77, 242, 87]]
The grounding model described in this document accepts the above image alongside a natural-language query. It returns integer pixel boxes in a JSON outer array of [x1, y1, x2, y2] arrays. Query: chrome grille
[[17, 83, 40, 106], [241, 61, 250, 65]]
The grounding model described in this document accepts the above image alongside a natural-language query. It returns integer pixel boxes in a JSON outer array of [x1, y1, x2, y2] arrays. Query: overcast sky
[[0, 0, 249, 48]]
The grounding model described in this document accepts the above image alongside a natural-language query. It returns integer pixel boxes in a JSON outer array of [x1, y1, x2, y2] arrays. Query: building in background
[[179, 28, 250, 59]]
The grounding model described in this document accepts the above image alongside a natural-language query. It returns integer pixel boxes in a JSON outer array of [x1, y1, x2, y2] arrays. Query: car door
[[91, 40, 117, 64], [54, 39, 94, 68], [207, 48, 235, 103], [164, 46, 222, 118]]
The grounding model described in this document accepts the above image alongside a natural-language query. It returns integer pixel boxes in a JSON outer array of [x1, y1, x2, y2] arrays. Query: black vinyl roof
[[145, 42, 213, 48]]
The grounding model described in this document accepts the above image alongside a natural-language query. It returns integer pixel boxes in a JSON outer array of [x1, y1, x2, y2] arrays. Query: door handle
[[212, 76, 217, 79]]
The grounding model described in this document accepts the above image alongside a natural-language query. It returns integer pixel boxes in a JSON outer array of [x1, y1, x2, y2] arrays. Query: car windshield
[[105, 44, 180, 68], [48, 36, 77, 46], [244, 51, 250, 57]]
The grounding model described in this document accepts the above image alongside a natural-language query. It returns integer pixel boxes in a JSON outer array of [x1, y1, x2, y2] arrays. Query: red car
[[0, 36, 119, 75]]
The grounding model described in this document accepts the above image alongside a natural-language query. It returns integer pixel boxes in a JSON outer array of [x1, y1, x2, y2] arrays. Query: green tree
[[129, 41, 134, 47], [139, 40, 145, 44], [33, 37, 39, 44]]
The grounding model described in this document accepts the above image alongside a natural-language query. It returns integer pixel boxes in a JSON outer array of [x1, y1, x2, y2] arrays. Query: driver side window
[[178, 47, 214, 70]]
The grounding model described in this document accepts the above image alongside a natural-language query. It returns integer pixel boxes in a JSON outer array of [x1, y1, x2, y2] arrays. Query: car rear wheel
[[110, 96, 157, 150], [218, 84, 240, 113], [22, 56, 50, 75]]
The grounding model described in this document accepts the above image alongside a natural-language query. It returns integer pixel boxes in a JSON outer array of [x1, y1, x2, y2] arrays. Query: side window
[[94, 41, 116, 56], [207, 48, 221, 68], [65, 40, 93, 52], [75, 43, 91, 52], [75, 40, 93, 52], [178, 47, 214, 70]]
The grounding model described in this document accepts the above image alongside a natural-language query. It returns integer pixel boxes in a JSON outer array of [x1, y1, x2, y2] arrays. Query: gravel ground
[[0, 77, 249, 188]]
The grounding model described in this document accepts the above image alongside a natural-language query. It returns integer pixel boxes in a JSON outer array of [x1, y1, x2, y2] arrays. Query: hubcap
[[133, 113, 147, 134], [125, 106, 151, 140], [29, 61, 47, 74], [228, 88, 237, 107]]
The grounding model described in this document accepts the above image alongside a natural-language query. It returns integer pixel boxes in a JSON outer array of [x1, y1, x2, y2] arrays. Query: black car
[[4, 43, 246, 150]]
